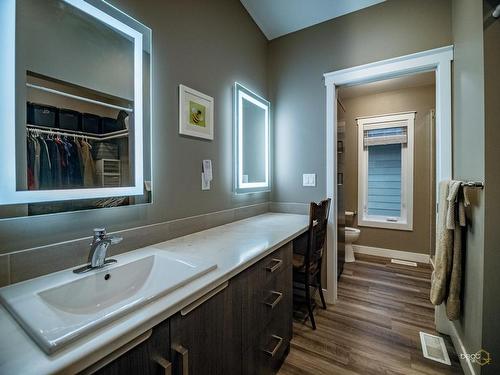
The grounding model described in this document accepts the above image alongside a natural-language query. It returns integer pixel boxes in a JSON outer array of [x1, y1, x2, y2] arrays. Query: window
[[357, 112, 415, 230]]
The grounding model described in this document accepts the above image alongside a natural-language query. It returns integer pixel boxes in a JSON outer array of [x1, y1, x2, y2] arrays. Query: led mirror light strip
[[235, 83, 270, 193], [238, 91, 269, 188]]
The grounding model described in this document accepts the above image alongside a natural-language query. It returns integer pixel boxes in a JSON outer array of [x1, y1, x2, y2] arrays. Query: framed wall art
[[179, 84, 214, 140]]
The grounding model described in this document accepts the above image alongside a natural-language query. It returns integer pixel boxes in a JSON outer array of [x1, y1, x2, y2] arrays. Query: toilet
[[345, 227, 360, 262], [344, 211, 361, 262]]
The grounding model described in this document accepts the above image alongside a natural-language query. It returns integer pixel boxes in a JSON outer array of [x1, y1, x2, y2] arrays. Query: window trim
[[357, 112, 415, 231]]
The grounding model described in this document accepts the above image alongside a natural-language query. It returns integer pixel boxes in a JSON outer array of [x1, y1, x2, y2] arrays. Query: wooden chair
[[292, 198, 331, 330]]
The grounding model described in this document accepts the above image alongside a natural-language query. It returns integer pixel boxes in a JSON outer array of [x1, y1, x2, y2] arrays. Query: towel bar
[[461, 181, 484, 189]]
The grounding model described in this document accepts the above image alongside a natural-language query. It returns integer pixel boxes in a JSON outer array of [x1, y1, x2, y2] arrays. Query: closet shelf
[[26, 124, 129, 141], [26, 83, 133, 113]]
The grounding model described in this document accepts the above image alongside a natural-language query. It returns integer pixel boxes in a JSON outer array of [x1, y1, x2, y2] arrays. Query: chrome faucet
[[74, 228, 123, 274]]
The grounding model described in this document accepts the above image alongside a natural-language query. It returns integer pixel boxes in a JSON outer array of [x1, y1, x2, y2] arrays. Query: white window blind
[[364, 126, 407, 146], [367, 143, 402, 218]]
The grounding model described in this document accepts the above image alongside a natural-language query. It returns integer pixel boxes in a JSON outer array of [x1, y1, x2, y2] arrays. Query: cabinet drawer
[[253, 243, 292, 287], [242, 313, 292, 375], [242, 263, 292, 350]]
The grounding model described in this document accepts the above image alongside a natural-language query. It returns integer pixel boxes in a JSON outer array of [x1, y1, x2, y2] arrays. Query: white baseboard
[[353, 244, 430, 264], [442, 317, 477, 375]]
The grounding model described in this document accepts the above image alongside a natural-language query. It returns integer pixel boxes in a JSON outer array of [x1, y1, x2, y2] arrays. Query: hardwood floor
[[279, 254, 463, 375]]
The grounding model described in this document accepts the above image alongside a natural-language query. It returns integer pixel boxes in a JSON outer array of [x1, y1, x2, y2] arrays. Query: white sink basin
[[0, 248, 216, 354]]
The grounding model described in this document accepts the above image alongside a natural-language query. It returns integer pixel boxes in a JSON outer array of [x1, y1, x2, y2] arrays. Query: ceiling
[[338, 71, 436, 99], [240, 0, 385, 40]]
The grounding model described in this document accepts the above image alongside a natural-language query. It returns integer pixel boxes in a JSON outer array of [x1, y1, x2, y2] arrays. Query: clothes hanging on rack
[[27, 131, 97, 190], [46, 139, 62, 187], [27, 137, 35, 190], [38, 137, 52, 189], [80, 141, 96, 187]]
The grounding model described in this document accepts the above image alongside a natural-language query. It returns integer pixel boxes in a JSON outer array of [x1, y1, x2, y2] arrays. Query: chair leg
[[305, 279, 316, 330], [308, 303, 316, 330], [317, 272, 327, 309]]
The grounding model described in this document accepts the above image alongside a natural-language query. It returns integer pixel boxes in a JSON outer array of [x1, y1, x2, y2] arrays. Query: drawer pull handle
[[264, 291, 283, 309], [173, 345, 189, 375], [263, 335, 283, 357], [266, 258, 283, 273], [154, 356, 172, 375]]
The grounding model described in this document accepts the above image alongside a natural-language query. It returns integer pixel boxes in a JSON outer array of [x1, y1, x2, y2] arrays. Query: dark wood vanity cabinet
[[88, 243, 292, 375], [169, 279, 242, 375], [240, 242, 293, 375]]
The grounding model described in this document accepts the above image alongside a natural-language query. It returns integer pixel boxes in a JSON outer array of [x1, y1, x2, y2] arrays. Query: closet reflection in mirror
[[0, 0, 152, 218], [234, 83, 270, 194]]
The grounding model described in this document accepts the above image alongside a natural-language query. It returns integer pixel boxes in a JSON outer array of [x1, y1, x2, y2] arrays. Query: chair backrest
[[305, 198, 331, 268]]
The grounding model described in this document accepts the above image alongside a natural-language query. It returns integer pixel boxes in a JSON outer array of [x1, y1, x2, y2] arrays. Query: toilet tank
[[345, 211, 357, 227]]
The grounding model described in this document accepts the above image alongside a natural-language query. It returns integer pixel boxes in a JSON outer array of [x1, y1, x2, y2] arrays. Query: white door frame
[[323, 45, 453, 305]]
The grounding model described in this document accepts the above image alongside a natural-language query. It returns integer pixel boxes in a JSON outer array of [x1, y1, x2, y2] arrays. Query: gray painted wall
[[268, 0, 452, 204], [451, 0, 485, 371], [482, 0, 500, 372], [341, 84, 436, 255], [0, 0, 269, 253]]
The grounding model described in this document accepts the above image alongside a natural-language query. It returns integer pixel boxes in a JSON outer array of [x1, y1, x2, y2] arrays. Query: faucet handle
[[109, 236, 123, 245], [93, 228, 107, 238]]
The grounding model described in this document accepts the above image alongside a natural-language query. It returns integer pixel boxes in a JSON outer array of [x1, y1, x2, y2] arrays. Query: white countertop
[[0, 213, 309, 375]]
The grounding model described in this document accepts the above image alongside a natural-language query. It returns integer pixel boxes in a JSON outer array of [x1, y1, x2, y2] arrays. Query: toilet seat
[[345, 227, 360, 234]]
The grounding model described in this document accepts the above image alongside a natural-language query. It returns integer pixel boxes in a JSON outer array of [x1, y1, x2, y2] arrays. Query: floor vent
[[391, 258, 417, 267], [419, 332, 451, 365]]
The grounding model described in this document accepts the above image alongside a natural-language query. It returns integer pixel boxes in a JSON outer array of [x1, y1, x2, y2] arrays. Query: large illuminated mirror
[[234, 83, 270, 194], [0, 0, 152, 218]]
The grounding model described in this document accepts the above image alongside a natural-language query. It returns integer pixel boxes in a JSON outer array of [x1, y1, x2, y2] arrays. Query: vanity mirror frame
[[233, 82, 271, 194], [0, 0, 149, 205]]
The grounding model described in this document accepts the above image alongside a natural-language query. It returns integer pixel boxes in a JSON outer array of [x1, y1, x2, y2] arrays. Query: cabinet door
[[170, 281, 241, 375], [92, 319, 171, 375]]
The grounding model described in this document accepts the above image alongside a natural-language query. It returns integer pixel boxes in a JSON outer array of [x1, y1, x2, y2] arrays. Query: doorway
[[322, 46, 453, 314], [336, 71, 436, 268]]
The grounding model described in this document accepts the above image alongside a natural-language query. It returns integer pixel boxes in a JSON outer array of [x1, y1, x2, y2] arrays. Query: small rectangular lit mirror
[[0, 0, 152, 217], [234, 83, 271, 194]]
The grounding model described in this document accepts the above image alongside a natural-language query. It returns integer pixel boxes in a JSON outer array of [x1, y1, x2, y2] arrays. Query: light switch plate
[[303, 173, 316, 187]]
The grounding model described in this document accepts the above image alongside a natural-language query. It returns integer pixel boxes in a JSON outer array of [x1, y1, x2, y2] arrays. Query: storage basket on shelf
[[27, 102, 58, 128], [93, 142, 119, 160], [58, 109, 81, 131], [81, 113, 101, 134], [101, 117, 124, 134]]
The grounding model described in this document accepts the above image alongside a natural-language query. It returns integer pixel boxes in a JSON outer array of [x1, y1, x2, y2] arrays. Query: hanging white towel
[[430, 181, 452, 306], [430, 180, 467, 320]]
